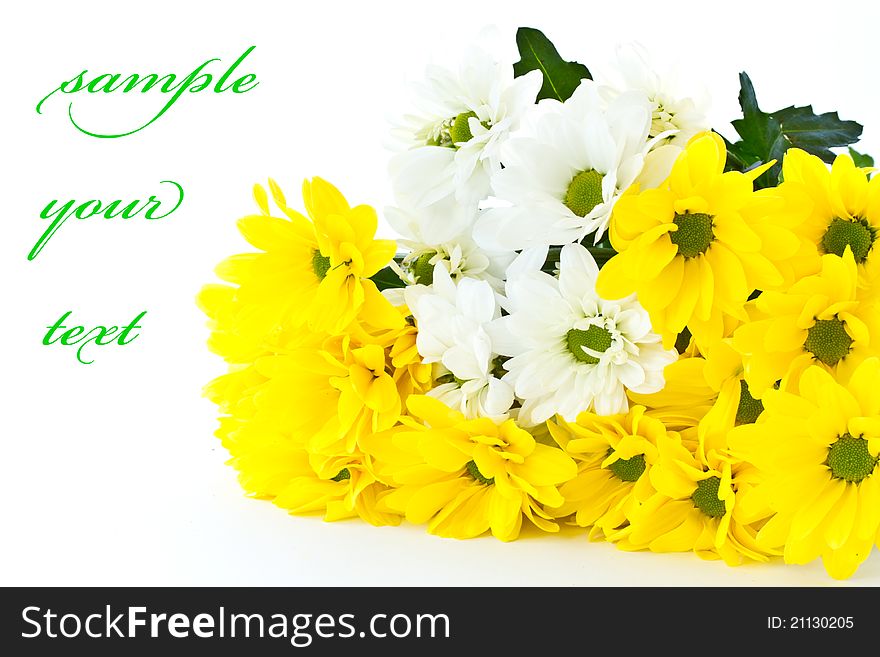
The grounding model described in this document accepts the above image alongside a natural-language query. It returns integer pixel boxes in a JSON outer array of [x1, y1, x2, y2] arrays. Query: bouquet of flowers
[[199, 28, 880, 580]]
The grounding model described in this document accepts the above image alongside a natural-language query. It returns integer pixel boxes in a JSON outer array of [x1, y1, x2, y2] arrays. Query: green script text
[[29, 180, 184, 260], [43, 311, 147, 365], [36, 46, 258, 138]]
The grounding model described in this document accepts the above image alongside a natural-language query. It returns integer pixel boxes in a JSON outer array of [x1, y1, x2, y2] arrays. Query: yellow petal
[[846, 357, 880, 415], [303, 177, 350, 220], [666, 257, 700, 333], [488, 488, 524, 542], [788, 477, 844, 543], [512, 444, 577, 486], [821, 533, 874, 580], [360, 280, 405, 330], [595, 253, 637, 300], [419, 431, 471, 471], [648, 510, 704, 552], [764, 318, 806, 352], [714, 212, 762, 252], [854, 476, 880, 540], [347, 204, 379, 242], [365, 374, 398, 412], [405, 478, 469, 524], [638, 256, 684, 313], [705, 242, 748, 306], [696, 255, 715, 321], [406, 395, 464, 427], [636, 234, 679, 281], [824, 483, 859, 550]]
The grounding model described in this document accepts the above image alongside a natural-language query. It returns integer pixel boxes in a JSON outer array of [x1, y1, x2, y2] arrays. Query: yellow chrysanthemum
[[205, 364, 401, 526], [732, 248, 880, 398], [728, 359, 880, 579], [198, 183, 426, 526], [611, 430, 776, 566], [233, 427, 399, 526], [610, 341, 775, 564], [775, 149, 880, 272], [367, 396, 577, 541], [546, 406, 666, 540], [198, 180, 321, 362], [303, 178, 398, 333], [630, 339, 766, 454], [251, 304, 431, 457], [204, 362, 267, 427], [197, 177, 397, 362], [597, 132, 792, 350], [693, 339, 766, 456]]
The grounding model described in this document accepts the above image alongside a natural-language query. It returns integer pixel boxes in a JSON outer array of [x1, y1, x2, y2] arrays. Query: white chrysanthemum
[[488, 243, 677, 424], [389, 45, 543, 212], [601, 44, 710, 147], [473, 81, 656, 250], [594, 44, 712, 190], [385, 204, 514, 292], [404, 263, 514, 418]]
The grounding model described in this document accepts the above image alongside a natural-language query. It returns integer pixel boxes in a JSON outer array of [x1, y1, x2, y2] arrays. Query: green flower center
[[691, 476, 726, 518], [564, 170, 605, 218], [466, 460, 494, 485], [566, 325, 613, 364], [411, 251, 437, 285], [331, 468, 351, 482], [671, 212, 715, 258], [820, 217, 876, 263], [804, 317, 853, 366], [312, 249, 331, 280], [735, 379, 764, 426], [827, 433, 878, 483], [428, 112, 491, 148], [607, 450, 646, 482], [450, 111, 476, 143]]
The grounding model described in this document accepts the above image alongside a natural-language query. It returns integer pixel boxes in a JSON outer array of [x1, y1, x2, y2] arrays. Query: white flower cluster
[[388, 38, 699, 423]]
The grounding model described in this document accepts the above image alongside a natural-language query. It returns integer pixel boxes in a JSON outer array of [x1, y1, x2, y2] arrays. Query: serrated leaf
[[730, 73, 785, 164], [370, 265, 406, 291], [849, 147, 874, 168], [727, 72, 863, 188], [513, 27, 590, 102], [773, 105, 862, 162]]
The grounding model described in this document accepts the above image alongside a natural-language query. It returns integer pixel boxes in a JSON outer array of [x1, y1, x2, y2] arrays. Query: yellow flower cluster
[[199, 177, 431, 526], [592, 133, 880, 579]]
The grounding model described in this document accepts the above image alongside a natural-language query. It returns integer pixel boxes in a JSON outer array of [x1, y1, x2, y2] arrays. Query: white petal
[[442, 344, 484, 380], [593, 386, 629, 415], [389, 147, 457, 208], [482, 377, 515, 416], [616, 360, 647, 389], [558, 243, 599, 302], [456, 277, 497, 324]]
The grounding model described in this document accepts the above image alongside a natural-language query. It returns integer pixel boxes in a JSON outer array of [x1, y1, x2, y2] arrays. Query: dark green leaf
[[737, 71, 760, 117], [370, 265, 406, 291], [513, 27, 591, 102], [773, 105, 862, 163], [849, 147, 874, 168], [727, 72, 863, 188], [719, 131, 759, 172]]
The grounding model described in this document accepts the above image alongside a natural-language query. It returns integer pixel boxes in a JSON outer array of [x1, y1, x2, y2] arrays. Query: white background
[[2, 0, 879, 586]]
